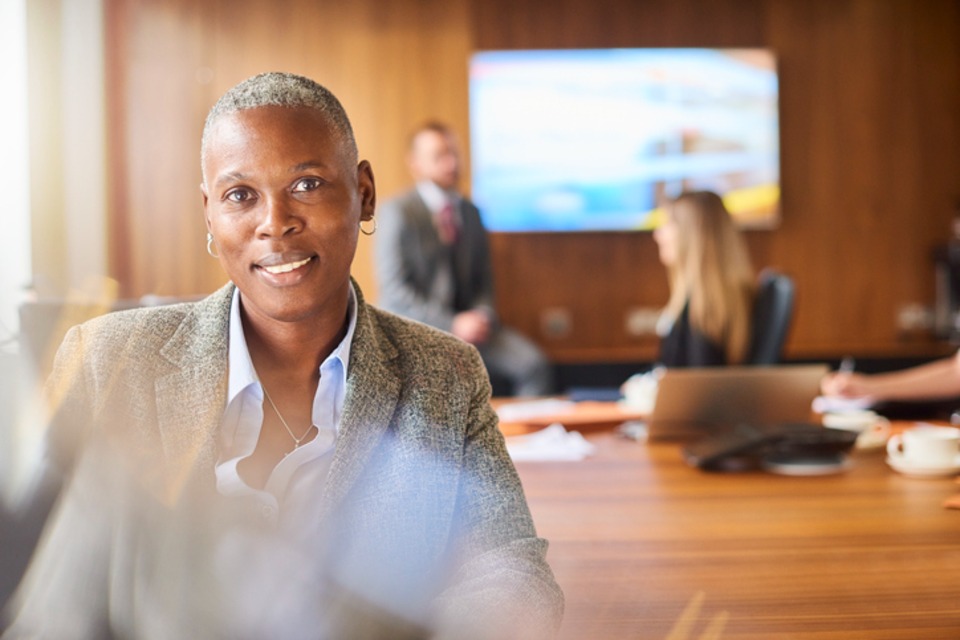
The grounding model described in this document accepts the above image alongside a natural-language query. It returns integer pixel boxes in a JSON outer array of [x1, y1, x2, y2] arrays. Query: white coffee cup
[[886, 425, 960, 469]]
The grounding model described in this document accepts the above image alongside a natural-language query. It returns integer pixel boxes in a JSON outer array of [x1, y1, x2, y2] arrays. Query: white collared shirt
[[416, 179, 461, 224], [214, 285, 357, 534]]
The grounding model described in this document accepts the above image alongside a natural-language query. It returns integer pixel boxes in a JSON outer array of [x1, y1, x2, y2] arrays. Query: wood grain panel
[[105, 0, 220, 297], [105, 0, 473, 300], [103, 0, 960, 362]]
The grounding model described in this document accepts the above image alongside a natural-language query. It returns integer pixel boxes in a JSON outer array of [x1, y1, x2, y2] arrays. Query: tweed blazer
[[5, 282, 563, 639], [374, 189, 496, 333]]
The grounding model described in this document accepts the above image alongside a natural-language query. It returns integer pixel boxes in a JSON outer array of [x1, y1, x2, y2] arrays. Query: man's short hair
[[408, 120, 455, 151], [201, 72, 358, 179]]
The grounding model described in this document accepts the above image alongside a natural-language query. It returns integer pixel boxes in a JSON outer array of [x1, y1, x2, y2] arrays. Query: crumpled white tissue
[[505, 423, 596, 462]]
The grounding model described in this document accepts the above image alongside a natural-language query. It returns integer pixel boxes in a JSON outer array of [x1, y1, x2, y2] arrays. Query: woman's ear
[[357, 160, 377, 220], [200, 183, 212, 231]]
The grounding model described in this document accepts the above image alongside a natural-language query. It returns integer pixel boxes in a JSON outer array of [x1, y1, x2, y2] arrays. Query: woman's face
[[201, 105, 375, 328], [653, 211, 679, 267]]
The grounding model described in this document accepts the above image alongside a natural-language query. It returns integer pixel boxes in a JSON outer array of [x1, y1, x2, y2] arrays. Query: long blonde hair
[[662, 191, 755, 364]]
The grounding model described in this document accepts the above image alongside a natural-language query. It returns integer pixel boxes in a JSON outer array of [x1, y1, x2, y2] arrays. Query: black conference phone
[[681, 422, 859, 472]]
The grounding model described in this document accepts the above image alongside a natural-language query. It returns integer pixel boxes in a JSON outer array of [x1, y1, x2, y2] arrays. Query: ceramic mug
[[886, 425, 960, 469]]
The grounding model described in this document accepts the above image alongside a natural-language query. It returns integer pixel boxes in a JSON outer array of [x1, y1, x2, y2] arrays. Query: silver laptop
[[645, 364, 829, 440]]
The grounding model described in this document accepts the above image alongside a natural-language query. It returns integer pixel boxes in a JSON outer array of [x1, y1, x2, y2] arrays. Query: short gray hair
[[200, 72, 358, 180]]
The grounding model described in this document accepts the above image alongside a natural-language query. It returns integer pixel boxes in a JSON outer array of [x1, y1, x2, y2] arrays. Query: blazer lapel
[[320, 284, 401, 518], [452, 199, 475, 299], [153, 284, 232, 503], [411, 190, 456, 310]]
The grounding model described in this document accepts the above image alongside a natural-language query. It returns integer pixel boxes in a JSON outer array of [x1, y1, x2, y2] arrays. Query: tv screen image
[[468, 48, 780, 232]]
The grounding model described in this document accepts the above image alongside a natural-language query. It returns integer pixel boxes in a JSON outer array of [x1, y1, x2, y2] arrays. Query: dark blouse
[[658, 303, 726, 368]]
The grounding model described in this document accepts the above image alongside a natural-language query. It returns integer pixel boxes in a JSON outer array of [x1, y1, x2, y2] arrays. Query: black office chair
[[746, 270, 795, 365]]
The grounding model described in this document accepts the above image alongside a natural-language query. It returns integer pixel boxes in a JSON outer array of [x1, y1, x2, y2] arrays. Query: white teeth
[[262, 257, 311, 274]]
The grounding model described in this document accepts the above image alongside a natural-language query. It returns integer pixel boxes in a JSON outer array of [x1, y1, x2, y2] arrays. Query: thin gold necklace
[[260, 383, 314, 451]]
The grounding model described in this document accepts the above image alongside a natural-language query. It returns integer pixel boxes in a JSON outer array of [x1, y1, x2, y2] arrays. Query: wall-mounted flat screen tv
[[468, 48, 780, 232]]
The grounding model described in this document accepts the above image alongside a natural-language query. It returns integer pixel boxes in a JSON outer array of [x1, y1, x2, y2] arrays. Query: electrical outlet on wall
[[625, 307, 661, 337], [540, 307, 572, 339]]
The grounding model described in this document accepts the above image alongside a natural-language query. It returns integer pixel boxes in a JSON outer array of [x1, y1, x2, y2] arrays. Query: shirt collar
[[226, 283, 359, 404], [415, 180, 459, 215]]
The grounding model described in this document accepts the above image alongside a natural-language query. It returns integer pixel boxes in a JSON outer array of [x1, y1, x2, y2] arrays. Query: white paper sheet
[[505, 423, 596, 462]]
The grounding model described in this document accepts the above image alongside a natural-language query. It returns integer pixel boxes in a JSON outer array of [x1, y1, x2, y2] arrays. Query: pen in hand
[[839, 356, 855, 374], [829, 356, 859, 398]]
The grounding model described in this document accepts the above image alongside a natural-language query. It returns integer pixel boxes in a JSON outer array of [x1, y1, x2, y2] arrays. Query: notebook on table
[[645, 364, 829, 440]]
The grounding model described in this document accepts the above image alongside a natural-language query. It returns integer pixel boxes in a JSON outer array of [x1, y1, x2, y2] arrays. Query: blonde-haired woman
[[653, 190, 756, 366]]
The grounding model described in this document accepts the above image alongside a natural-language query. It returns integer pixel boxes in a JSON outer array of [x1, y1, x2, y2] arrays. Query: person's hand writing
[[820, 372, 872, 398], [451, 310, 492, 345]]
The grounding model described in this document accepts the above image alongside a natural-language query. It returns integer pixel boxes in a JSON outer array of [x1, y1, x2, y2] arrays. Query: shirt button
[[259, 504, 276, 520]]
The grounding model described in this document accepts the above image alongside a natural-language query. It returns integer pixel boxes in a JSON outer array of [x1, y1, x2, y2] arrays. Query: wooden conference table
[[501, 403, 960, 639]]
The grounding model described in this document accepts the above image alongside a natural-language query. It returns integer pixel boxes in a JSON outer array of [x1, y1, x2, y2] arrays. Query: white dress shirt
[[214, 285, 357, 535], [416, 179, 461, 223]]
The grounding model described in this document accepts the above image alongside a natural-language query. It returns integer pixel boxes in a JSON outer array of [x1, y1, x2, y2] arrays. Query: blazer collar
[[320, 281, 402, 517]]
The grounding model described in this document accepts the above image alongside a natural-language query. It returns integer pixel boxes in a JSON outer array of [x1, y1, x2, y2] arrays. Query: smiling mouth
[[260, 257, 313, 274]]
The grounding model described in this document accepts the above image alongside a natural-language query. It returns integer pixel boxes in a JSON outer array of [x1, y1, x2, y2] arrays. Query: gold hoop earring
[[359, 218, 377, 236], [206, 232, 220, 258]]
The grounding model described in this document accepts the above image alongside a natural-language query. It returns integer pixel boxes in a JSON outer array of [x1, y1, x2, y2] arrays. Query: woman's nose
[[258, 196, 302, 238]]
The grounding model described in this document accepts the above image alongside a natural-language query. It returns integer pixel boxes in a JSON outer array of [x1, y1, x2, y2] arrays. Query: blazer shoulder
[[79, 304, 190, 347], [69, 284, 232, 362], [459, 195, 481, 213]]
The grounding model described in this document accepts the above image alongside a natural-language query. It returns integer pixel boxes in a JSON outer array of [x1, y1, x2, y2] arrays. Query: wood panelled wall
[[104, 0, 960, 363]]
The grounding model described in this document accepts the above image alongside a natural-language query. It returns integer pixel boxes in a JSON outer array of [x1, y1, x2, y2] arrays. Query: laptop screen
[[646, 364, 828, 440]]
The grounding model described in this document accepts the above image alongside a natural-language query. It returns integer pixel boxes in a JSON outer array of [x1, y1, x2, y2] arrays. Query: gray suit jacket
[[5, 282, 562, 639], [375, 189, 496, 333]]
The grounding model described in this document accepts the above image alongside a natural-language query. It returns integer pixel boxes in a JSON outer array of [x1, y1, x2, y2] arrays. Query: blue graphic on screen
[[469, 48, 780, 232]]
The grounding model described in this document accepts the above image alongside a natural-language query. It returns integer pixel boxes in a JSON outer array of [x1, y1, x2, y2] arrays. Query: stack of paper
[[812, 395, 874, 414]]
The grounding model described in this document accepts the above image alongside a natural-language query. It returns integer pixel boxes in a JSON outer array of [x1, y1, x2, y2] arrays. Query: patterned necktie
[[436, 202, 459, 245]]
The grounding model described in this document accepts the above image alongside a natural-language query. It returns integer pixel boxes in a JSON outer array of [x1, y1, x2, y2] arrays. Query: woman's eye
[[293, 177, 322, 192], [225, 189, 253, 204]]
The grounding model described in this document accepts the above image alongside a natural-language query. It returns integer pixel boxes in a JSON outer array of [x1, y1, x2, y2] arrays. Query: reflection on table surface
[[511, 424, 960, 639]]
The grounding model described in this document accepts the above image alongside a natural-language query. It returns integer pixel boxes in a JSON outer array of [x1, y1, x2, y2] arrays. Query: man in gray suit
[[375, 123, 553, 397], [4, 74, 562, 639]]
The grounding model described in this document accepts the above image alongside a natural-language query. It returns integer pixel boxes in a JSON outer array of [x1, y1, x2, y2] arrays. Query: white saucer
[[886, 456, 960, 478]]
